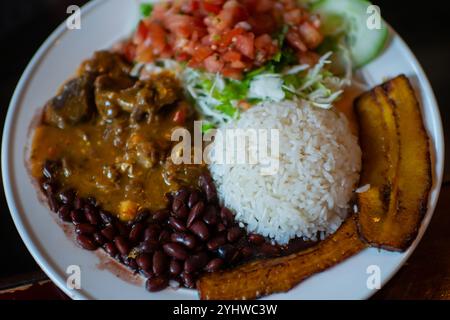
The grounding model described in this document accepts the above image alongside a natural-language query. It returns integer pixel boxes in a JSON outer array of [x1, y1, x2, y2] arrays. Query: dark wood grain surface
[[0, 0, 449, 300]]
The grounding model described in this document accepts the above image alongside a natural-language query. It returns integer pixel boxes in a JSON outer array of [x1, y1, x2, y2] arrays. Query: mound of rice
[[208, 100, 361, 244]]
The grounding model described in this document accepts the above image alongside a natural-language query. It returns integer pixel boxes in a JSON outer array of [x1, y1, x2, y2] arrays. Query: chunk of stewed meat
[[80, 50, 131, 78], [94, 74, 135, 119], [43, 75, 95, 128]]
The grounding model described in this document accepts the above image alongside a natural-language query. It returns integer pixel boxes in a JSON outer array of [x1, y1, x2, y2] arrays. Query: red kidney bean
[[159, 229, 172, 243], [172, 198, 184, 213], [260, 243, 281, 256], [124, 257, 138, 271], [240, 246, 253, 258], [217, 244, 238, 262], [146, 276, 168, 292], [206, 234, 227, 251], [187, 190, 200, 209], [114, 236, 130, 255], [136, 253, 152, 272], [227, 227, 243, 243], [134, 209, 150, 224], [144, 224, 161, 241], [186, 201, 205, 228], [57, 205, 72, 222], [189, 220, 210, 241], [170, 232, 197, 250], [101, 225, 116, 241], [129, 222, 145, 243], [248, 234, 265, 245], [58, 189, 75, 204], [41, 180, 57, 195], [169, 259, 182, 276], [204, 258, 224, 273], [76, 234, 98, 250], [172, 204, 189, 220], [75, 223, 97, 235], [99, 210, 114, 225], [180, 272, 196, 289], [104, 242, 118, 257], [168, 217, 187, 232], [86, 197, 98, 207], [93, 232, 106, 246], [48, 195, 60, 212], [174, 188, 190, 203], [184, 252, 208, 273], [70, 210, 85, 225], [85, 210, 100, 225], [199, 174, 217, 203], [115, 221, 130, 237], [73, 197, 84, 210], [152, 209, 169, 223], [216, 223, 226, 233], [141, 239, 159, 253], [203, 205, 218, 225], [42, 160, 59, 180], [152, 251, 168, 276], [220, 207, 234, 226], [141, 269, 154, 279], [163, 243, 188, 261]]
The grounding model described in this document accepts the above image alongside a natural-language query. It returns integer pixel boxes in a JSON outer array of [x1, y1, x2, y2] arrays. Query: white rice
[[208, 100, 361, 244]]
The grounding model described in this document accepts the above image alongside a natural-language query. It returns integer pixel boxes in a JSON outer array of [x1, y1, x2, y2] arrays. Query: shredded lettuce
[[140, 3, 154, 17]]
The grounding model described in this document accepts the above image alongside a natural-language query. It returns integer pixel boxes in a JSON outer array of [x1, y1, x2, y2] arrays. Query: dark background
[[0, 0, 449, 298]]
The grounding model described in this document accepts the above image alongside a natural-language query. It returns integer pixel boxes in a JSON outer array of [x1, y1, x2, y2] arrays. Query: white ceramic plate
[[2, 0, 444, 300]]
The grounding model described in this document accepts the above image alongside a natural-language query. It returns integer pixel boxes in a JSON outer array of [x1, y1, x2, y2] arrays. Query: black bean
[[169, 259, 182, 276], [170, 232, 197, 250], [206, 234, 227, 251], [184, 252, 208, 273], [104, 242, 118, 257], [163, 243, 189, 261], [203, 205, 218, 225], [159, 229, 172, 243], [76, 234, 98, 250], [189, 220, 210, 241], [101, 225, 116, 241], [220, 207, 234, 226], [187, 201, 205, 228], [144, 224, 161, 241], [114, 236, 130, 255], [168, 217, 187, 232], [129, 222, 145, 243], [93, 232, 106, 246], [75, 223, 97, 235], [217, 244, 238, 262], [70, 210, 85, 225], [58, 189, 75, 204], [187, 190, 201, 209], [248, 234, 265, 245], [204, 258, 224, 273], [227, 227, 243, 243], [152, 209, 169, 223], [136, 253, 152, 272], [146, 276, 168, 292], [57, 205, 72, 222], [99, 210, 114, 225], [180, 272, 196, 289], [152, 251, 168, 276]]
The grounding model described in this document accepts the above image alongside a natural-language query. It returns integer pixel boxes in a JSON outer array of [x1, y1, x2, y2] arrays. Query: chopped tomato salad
[[130, 0, 324, 78]]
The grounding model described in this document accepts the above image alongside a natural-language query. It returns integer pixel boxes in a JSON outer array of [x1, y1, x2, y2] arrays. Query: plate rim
[[1, 0, 445, 300]]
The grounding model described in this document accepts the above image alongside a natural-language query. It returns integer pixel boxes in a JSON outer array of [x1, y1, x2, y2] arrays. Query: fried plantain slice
[[355, 87, 400, 248], [197, 217, 366, 300], [355, 75, 432, 251]]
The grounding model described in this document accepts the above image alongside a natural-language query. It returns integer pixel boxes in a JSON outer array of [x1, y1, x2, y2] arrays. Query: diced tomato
[[298, 22, 323, 49], [122, 41, 137, 62], [215, 1, 248, 31], [172, 103, 189, 125], [222, 50, 241, 62], [134, 21, 149, 43], [297, 51, 320, 66], [203, 2, 223, 14], [204, 54, 225, 72], [220, 27, 245, 47], [234, 33, 255, 58], [286, 28, 307, 52], [164, 14, 195, 38], [191, 45, 214, 63], [147, 22, 168, 55], [284, 9, 304, 26], [222, 67, 243, 79]]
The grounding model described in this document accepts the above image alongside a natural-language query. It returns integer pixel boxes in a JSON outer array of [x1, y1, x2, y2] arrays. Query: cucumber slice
[[312, 0, 388, 68]]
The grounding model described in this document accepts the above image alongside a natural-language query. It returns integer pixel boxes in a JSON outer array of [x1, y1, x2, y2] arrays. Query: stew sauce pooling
[[30, 51, 204, 221]]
